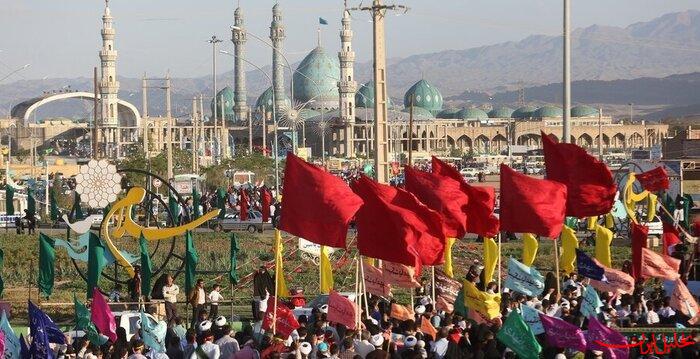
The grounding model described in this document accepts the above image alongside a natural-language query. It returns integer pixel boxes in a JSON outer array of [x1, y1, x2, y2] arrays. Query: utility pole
[[562, 0, 571, 143], [350, 0, 408, 183], [208, 35, 223, 163]]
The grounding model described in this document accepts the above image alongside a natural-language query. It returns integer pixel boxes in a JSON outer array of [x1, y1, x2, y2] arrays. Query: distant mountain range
[[2, 10, 700, 120]]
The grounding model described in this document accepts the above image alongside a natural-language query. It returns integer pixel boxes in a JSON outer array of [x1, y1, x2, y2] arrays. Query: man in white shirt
[[430, 328, 449, 359], [353, 330, 375, 358], [162, 275, 179, 324], [215, 325, 240, 358], [208, 284, 224, 319]]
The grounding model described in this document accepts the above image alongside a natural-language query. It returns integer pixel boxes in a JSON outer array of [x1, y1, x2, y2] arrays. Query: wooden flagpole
[[354, 256, 360, 329], [272, 230, 281, 335], [431, 266, 436, 305], [359, 256, 370, 318], [553, 236, 561, 298]]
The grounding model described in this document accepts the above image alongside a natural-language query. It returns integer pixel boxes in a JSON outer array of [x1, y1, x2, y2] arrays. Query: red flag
[[589, 261, 635, 295], [261, 188, 272, 223], [279, 153, 363, 248], [351, 175, 446, 274], [662, 222, 681, 255], [499, 164, 567, 238], [390, 303, 415, 321], [327, 291, 357, 330], [636, 166, 669, 192], [362, 261, 391, 297], [383, 261, 421, 288], [261, 296, 300, 339], [542, 131, 616, 217], [630, 222, 648, 281], [670, 278, 700, 317], [90, 287, 117, 342], [641, 248, 681, 281], [404, 165, 468, 238], [239, 189, 249, 221], [431, 157, 499, 237]]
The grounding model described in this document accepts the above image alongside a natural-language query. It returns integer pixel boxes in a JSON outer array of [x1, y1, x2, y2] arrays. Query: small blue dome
[[571, 105, 598, 117], [254, 87, 290, 113], [456, 107, 489, 120], [534, 105, 563, 118], [488, 106, 514, 118], [404, 79, 443, 114], [512, 106, 537, 119]]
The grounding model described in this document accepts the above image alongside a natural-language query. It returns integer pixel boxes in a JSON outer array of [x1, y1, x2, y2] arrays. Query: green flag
[[192, 187, 202, 219], [74, 294, 107, 345], [87, 233, 106, 298], [0, 248, 5, 298], [38, 233, 56, 298], [5, 184, 14, 216], [139, 233, 153, 298], [229, 232, 240, 285], [496, 311, 542, 359], [216, 188, 226, 219], [73, 192, 84, 220], [185, 230, 198, 295], [168, 193, 180, 226], [27, 187, 36, 217], [49, 190, 59, 221]]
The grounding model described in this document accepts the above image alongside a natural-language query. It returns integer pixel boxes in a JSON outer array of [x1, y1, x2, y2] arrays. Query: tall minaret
[[270, 3, 286, 118], [232, 6, 247, 122], [338, 8, 357, 157], [99, 0, 119, 144]]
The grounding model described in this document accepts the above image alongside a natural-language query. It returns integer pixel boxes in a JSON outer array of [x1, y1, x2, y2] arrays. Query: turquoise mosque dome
[[402, 106, 434, 118], [355, 81, 392, 108], [512, 105, 537, 119], [292, 46, 340, 110], [210, 86, 235, 121], [456, 107, 489, 120], [571, 105, 598, 117], [403, 79, 443, 115], [534, 105, 564, 118], [254, 87, 290, 113], [488, 106, 514, 118]]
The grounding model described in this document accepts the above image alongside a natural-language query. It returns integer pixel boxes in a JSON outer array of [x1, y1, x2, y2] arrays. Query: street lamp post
[[218, 50, 279, 192], [208, 35, 223, 163]]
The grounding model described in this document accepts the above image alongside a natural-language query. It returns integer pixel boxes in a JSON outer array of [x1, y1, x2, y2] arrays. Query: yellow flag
[[560, 225, 579, 274], [274, 230, 289, 298], [320, 245, 334, 294], [522, 233, 538, 267], [647, 193, 657, 222], [443, 237, 457, 278], [623, 173, 650, 224], [483, 237, 498, 284], [463, 280, 500, 319], [587, 216, 597, 231], [594, 224, 613, 267], [605, 213, 615, 229]]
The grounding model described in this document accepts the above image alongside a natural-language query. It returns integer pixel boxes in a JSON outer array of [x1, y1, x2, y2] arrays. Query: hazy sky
[[1, 0, 698, 81]]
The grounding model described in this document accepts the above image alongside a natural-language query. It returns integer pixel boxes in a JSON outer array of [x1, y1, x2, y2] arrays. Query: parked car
[[64, 311, 159, 342], [210, 210, 273, 233]]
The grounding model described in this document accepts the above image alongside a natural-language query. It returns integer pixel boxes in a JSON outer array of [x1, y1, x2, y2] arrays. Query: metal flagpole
[[497, 234, 502, 292], [354, 256, 360, 329]]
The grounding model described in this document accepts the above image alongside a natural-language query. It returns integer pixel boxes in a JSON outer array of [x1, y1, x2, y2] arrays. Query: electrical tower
[[349, 0, 408, 184]]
